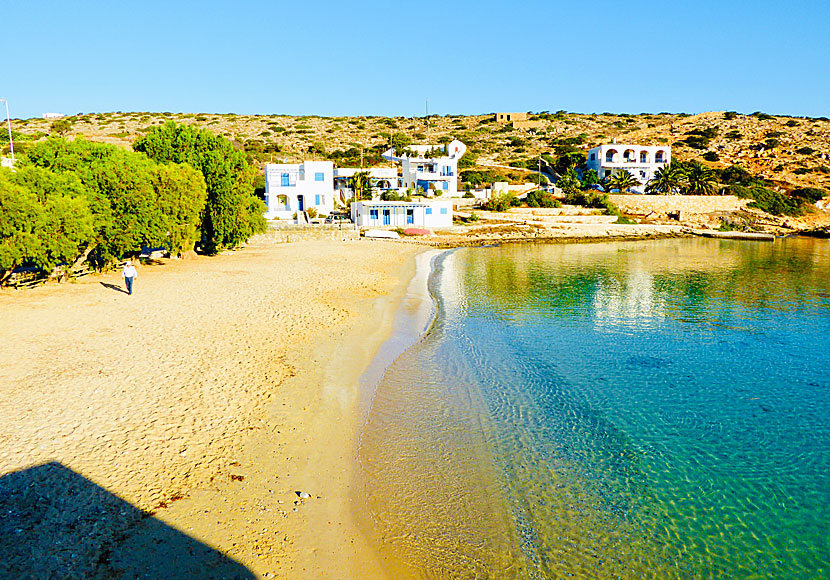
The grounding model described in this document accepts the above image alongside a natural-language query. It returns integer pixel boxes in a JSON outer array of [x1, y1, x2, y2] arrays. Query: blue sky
[[3, 0, 828, 119]]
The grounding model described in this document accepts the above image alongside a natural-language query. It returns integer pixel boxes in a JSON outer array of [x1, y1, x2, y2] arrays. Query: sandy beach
[[0, 233, 422, 579]]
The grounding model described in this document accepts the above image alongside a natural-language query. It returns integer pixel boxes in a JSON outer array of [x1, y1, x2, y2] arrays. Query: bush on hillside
[[729, 185, 803, 216], [526, 189, 560, 208]]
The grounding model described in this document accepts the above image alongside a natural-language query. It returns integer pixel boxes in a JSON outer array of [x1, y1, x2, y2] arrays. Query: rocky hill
[[4, 110, 830, 194]]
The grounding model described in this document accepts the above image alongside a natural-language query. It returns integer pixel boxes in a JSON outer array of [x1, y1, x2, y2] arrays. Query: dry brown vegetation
[[6, 110, 830, 192]]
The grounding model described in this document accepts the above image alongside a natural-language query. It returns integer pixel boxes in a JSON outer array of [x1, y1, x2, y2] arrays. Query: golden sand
[[0, 233, 421, 578]]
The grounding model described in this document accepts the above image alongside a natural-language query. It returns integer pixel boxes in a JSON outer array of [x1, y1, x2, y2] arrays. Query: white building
[[351, 201, 454, 228], [42, 113, 66, 119], [585, 143, 671, 193], [333, 167, 399, 203], [382, 139, 466, 197], [264, 160, 335, 219]]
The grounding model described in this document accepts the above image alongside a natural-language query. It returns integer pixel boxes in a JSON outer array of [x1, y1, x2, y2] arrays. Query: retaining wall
[[608, 195, 748, 215]]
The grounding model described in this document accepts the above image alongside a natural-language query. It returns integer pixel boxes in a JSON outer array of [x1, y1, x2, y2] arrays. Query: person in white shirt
[[121, 260, 138, 295]]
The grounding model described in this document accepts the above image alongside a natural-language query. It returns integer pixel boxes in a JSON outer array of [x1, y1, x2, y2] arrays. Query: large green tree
[[0, 167, 95, 283], [133, 122, 265, 252]]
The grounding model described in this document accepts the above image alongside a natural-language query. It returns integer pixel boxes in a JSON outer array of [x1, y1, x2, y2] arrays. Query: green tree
[[23, 137, 210, 263], [0, 167, 95, 283], [646, 163, 686, 195], [133, 121, 266, 253], [390, 132, 412, 157], [556, 168, 581, 197], [581, 169, 600, 189], [350, 170, 372, 201], [554, 151, 586, 174], [149, 163, 208, 256], [605, 170, 640, 193], [684, 162, 718, 195], [50, 119, 72, 137]]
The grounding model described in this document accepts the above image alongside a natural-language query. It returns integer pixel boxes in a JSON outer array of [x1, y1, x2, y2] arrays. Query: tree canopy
[[133, 121, 265, 252], [0, 137, 211, 283]]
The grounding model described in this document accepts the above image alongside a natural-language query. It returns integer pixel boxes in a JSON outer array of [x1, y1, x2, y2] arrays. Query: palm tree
[[646, 162, 686, 195], [350, 171, 373, 201], [606, 170, 640, 193], [684, 162, 718, 195]]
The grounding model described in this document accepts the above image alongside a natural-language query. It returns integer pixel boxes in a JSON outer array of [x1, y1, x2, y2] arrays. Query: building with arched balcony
[[586, 143, 671, 193]]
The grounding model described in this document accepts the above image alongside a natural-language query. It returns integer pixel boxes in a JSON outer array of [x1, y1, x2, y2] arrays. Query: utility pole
[[1, 98, 14, 163], [425, 97, 429, 142]]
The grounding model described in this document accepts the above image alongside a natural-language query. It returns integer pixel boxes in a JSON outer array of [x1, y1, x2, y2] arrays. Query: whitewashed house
[[264, 161, 335, 219], [585, 143, 671, 193], [351, 201, 453, 228], [382, 139, 466, 197]]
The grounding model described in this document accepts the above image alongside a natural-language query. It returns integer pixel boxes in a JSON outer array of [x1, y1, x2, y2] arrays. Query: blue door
[[383, 210, 391, 225], [406, 209, 414, 225], [297, 195, 304, 211]]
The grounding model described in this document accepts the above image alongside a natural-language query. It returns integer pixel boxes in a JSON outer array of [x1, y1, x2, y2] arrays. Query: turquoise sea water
[[359, 238, 830, 579]]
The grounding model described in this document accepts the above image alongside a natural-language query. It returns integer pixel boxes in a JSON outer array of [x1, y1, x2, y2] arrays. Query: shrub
[[684, 135, 711, 150], [785, 120, 800, 127], [306, 207, 318, 219], [729, 185, 803, 216], [702, 151, 720, 162], [526, 189, 560, 208], [791, 187, 826, 202], [724, 111, 738, 120], [796, 147, 815, 155], [483, 192, 516, 212], [462, 191, 474, 198], [725, 130, 742, 140]]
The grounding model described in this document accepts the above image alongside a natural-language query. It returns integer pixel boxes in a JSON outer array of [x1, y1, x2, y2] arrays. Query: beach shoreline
[[0, 234, 423, 579]]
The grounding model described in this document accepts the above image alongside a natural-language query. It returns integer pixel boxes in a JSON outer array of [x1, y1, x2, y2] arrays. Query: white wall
[[264, 161, 335, 219], [351, 201, 453, 228]]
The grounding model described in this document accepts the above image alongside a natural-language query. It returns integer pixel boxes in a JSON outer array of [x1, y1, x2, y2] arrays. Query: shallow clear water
[[359, 238, 830, 579]]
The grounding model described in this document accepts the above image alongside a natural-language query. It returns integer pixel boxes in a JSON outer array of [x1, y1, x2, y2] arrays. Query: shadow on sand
[[100, 282, 129, 294], [0, 461, 255, 580]]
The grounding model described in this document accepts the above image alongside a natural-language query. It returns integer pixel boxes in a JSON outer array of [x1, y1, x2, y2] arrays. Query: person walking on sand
[[121, 260, 138, 295]]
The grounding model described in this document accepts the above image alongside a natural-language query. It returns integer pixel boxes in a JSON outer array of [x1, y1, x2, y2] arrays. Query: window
[[369, 209, 379, 220], [590, 153, 596, 161], [315, 172, 325, 182], [443, 181, 449, 190], [383, 210, 391, 225], [281, 173, 290, 187], [315, 195, 321, 205], [425, 208, 432, 215], [440, 208, 447, 215], [406, 209, 414, 225]]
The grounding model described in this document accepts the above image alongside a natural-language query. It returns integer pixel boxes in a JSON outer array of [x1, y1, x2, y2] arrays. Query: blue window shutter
[[315, 172, 325, 182], [426, 208, 432, 215], [315, 194, 321, 205], [440, 208, 447, 214], [281, 173, 289, 187]]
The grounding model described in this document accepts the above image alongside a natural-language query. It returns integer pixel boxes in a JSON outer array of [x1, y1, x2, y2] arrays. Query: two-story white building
[[382, 139, 466, 197], [263, 160, 335, 219], [585, 143, 671, 193]]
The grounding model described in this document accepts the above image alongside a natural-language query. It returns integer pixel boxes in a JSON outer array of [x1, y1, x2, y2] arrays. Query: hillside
[[4, 110, 830, 193]]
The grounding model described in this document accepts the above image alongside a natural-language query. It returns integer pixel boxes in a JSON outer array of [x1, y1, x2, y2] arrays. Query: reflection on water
[[358, 238, 830, 579]]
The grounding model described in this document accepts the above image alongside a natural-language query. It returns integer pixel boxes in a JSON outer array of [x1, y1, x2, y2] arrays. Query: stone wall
[[608, 194, 748, 215], [258, 223, 360, 244]]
